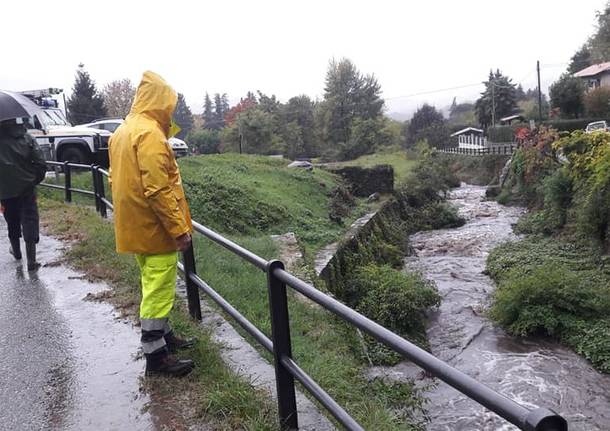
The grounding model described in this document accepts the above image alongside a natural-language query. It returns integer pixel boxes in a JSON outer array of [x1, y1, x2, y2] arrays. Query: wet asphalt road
[[0, 219, 155, 431]]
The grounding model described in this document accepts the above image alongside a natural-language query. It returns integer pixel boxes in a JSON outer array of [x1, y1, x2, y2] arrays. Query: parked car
[[585, 120, 609, 133], [28, 107, 109, 166], [77, 118, 190, 158]]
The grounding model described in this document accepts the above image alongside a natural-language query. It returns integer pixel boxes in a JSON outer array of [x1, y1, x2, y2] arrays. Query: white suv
[[585, 120, 609, 133], [78, 118, 190, 158]]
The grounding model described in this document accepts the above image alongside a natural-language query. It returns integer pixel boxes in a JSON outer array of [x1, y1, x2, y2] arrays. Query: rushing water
[[368, 184, 610, 430]]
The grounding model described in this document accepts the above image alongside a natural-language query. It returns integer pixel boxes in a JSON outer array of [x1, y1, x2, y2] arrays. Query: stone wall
[[326, 165, 394, 197]]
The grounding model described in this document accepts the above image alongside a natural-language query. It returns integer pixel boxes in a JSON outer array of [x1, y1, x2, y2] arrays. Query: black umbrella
[[0, 90, 42, 123]]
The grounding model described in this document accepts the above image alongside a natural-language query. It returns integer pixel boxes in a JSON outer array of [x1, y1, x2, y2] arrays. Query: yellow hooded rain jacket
[[109, 71, 192, 255]]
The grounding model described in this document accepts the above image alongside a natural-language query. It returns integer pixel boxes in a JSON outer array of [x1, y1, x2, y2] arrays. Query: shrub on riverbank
[[323, 147, 463, 364], [487, 236, 610, 373]]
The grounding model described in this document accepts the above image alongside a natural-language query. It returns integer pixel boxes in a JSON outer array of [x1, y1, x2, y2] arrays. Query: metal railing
[[39, 161, 567, 431], [439, 145, 515, 156]]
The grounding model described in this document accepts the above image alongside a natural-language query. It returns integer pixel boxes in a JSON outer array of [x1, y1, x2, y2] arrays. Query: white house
[[451, 127, 487, 149], [574, 62, 610, 91]]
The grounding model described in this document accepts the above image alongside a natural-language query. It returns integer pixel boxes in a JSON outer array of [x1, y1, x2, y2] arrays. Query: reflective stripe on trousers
[[135, 251, 178, 354]]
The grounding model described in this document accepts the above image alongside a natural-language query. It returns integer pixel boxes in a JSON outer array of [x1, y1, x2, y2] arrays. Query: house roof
[[450, 127, 483, 137], [500, 114, 525, 122], [574, 62, 610, 78]]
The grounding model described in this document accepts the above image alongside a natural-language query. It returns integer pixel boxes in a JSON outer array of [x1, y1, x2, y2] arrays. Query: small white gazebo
[[451, 127, 487, 149]]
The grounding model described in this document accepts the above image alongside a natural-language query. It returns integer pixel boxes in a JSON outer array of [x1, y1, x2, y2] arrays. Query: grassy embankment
[[485, 128, 610, 373], [329, 150, 417, 184], [40, 153, 437, 430]]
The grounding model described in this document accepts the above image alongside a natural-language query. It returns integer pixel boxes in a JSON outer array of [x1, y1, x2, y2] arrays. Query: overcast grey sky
[[1, 0, 606, 117]]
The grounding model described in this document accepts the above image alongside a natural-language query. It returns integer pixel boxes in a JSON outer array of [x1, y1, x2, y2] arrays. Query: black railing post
[[91, 164, 100, 213], [64, 161, 72, 203], [97, 168, 108, 218], [182, 242, 202, 320], [267, 260, 298, 430]]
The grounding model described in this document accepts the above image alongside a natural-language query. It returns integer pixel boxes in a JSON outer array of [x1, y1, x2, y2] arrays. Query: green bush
[[490, 264, 601, 336], [350, 264, 440, 345], [487, 236, 610, 372]]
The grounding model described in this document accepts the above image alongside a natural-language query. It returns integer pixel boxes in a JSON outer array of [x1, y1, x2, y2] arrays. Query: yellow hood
[[129, 71, 177, 135]]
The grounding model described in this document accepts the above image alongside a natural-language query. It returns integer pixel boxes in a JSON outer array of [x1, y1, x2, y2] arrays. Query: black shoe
[[165, 331, 197, 353], [145, 349, 194, 378], [9, 238, 21, 260], [25, 242, 40, 271]]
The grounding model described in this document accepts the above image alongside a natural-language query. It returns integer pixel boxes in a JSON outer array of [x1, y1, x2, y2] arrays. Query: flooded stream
[[369, 184, 610, 430]]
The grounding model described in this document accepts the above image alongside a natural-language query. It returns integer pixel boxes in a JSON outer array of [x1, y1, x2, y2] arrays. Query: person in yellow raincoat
[[109, 71, 196, 377]]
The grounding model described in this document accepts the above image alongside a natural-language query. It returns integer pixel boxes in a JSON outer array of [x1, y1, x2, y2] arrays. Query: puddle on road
[[368, 184, 610, 431]]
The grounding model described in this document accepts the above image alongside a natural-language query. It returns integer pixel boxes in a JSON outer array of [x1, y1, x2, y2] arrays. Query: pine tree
[[173, 93, 193, 140], [66, 63, 106, 124], [202, 93, 215, 129], [475, 69, 518, 127], [213, 93, 226, 129]]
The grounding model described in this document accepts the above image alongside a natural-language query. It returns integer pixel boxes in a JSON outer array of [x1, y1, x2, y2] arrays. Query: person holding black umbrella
[[0, 116, 47, 270]]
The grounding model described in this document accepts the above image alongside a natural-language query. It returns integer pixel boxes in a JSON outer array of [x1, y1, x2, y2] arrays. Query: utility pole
[[537, 60, 543, 122], [491, 78, 496, 127]]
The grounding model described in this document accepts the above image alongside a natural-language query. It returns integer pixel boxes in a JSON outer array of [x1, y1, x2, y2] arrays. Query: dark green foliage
[[67, 63, 106, 124], [541, 117, 606, 132], [584, 87, 610, 117], [318, 58, 386, 160], [281, 95, 317, 158], [328, 185, 356, 222], [322, 151, 463, 364], [202, 93, 215, 128], [187, 129, 221, 154], [549, 74, 586, 119], [568, 45, 592, 74], [475, 70, 518, 127], [486, 237, 610, 372], [173, 93, 193, 140], [406, 104, 448, 148], [352, 265, 441, 345]]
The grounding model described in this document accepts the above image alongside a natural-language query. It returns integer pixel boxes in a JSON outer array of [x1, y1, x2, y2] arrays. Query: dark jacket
[[0, 123, 47, 200]]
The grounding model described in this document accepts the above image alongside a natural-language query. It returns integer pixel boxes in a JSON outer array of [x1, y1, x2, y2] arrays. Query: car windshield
[[39, 109, 71, 127]]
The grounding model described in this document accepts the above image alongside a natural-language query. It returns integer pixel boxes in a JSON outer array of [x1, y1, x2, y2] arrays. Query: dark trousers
[[1, 188, 39, 243]]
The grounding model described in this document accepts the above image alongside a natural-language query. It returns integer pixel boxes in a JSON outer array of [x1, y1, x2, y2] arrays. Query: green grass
[[332, 150, 416, 184], [41, 154, 369, 252], [39, 198, 278, 430], [193, 234, 428, 430]]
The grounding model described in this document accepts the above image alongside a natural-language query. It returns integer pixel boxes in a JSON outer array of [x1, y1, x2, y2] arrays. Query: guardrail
[[439, 145, 515, 156], [40, 161, 567, 431]]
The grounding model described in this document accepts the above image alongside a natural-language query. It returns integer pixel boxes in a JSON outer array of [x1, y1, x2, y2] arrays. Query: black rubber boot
[[9, 238, 21, 260], [25, 242, 40, 271], [165, 331, 197, 353], [145, 348, 194, 377]]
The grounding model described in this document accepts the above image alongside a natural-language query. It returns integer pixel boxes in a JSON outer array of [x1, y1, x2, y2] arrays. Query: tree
[[173, 93, 193, 140], [212, 93, 230, 129], [224, 93, 258, 126], [187, 128, 220, 154], [406, 104, 448, 148], [102, 79, 135, 118], [568, 45, 592, 74], [549, 73, 586, 118], [475, 70, 518, 127], [281, 95, 317, 157], [321, 58, 384, 158], [202, 93, 215, 128], [584, 87, 610, 117], [231, 108, 280, 155], [448, 100, 476, 125], [67, 63, 106, 124]]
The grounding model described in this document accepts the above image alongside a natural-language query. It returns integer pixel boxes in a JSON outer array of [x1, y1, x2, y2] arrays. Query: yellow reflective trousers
[[135, 251, 178, 354]]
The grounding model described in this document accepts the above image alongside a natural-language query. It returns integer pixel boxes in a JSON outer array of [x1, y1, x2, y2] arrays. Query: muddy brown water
[[368, 184, 610, 430]]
